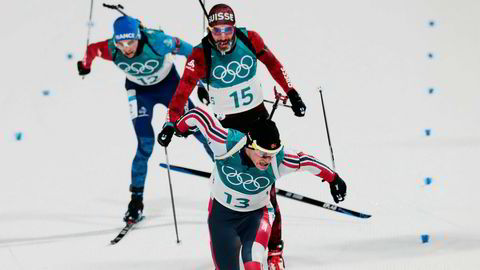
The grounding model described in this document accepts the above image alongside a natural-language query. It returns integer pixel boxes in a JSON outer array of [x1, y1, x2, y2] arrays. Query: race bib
[[127, 89, 137, 119], [209, 77, 263, 115], [121, 54, 174, 86]]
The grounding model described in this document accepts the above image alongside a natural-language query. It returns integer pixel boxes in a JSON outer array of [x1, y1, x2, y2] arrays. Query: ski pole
[[164, 147, 181, 244], [201, 0, 207, 36], [85, 0, 95, 48], [268, 86, 289, 120], [263, 99, 291, 108], [198, 0, 209, 18], [82, 0, 95, 80], [268, 98, 280, 121], [318, 86, 336, 171]]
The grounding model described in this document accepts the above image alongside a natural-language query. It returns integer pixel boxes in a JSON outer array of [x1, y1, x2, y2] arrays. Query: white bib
[[124, 54, 174, 86], [209, 76, 264, 115]]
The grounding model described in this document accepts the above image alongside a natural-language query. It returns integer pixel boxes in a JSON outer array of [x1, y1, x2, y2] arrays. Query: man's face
[[245, 147, 277, 171], [115, 39, 139, 58], [210, 24, 235, 52]]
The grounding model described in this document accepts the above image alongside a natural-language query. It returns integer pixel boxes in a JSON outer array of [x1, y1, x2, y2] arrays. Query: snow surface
[[1, 0, 480, 269]]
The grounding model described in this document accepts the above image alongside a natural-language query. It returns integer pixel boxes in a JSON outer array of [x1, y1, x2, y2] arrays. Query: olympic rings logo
[[212, 55, 254, 84], [117, 60, 160, 75], [221, 165, 271, 192]]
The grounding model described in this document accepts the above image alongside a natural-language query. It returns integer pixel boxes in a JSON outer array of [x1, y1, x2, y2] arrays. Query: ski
[[274, 189, 371, 219], [110, 216, 145, 245], [159, 163, 371, 219]]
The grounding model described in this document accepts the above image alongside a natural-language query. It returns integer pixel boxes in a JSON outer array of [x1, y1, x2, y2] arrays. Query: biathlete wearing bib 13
[[172, 107, 344, 270]]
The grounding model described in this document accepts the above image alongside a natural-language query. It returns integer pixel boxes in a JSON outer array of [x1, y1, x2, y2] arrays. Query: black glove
[[157, 122, 176, 147], [287, 89, 306, 117], [197, 85, 210, 105], [77, 61, 91, 76], [329, 173, 347, 203]]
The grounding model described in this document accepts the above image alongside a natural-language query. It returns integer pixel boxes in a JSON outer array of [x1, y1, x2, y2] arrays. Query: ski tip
[[353, 212, 371, 219], [110, 237, 122, 245], [159, 163, 167, 168], [339, 208, 372, 219]]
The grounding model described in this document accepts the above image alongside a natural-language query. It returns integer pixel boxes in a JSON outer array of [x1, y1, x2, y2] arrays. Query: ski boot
[[123, 193, 144, 224], [268, 240, 285, 270]]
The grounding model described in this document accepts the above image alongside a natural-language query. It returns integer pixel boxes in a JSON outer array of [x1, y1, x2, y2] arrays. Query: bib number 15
[[229, 87, 253, 108]]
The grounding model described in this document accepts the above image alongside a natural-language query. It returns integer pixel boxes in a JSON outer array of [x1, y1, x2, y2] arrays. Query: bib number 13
[[229, 87, 253, 108], [224, 192, 250, 208]]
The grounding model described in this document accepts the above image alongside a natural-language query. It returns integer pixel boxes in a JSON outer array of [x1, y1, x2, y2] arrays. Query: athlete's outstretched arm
[[248, 30, 306, 117], [81, 40, 113, 69], [279, 147, 347, 202], [248, 30, 294, 95], [279, 148, 336, 182], [175, 107, 229, 157]]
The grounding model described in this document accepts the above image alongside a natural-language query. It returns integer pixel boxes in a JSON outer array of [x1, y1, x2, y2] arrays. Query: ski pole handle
[[267, 86, 289, 120], [102, 3, 128, 16], [268, 86, 286, 120]]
